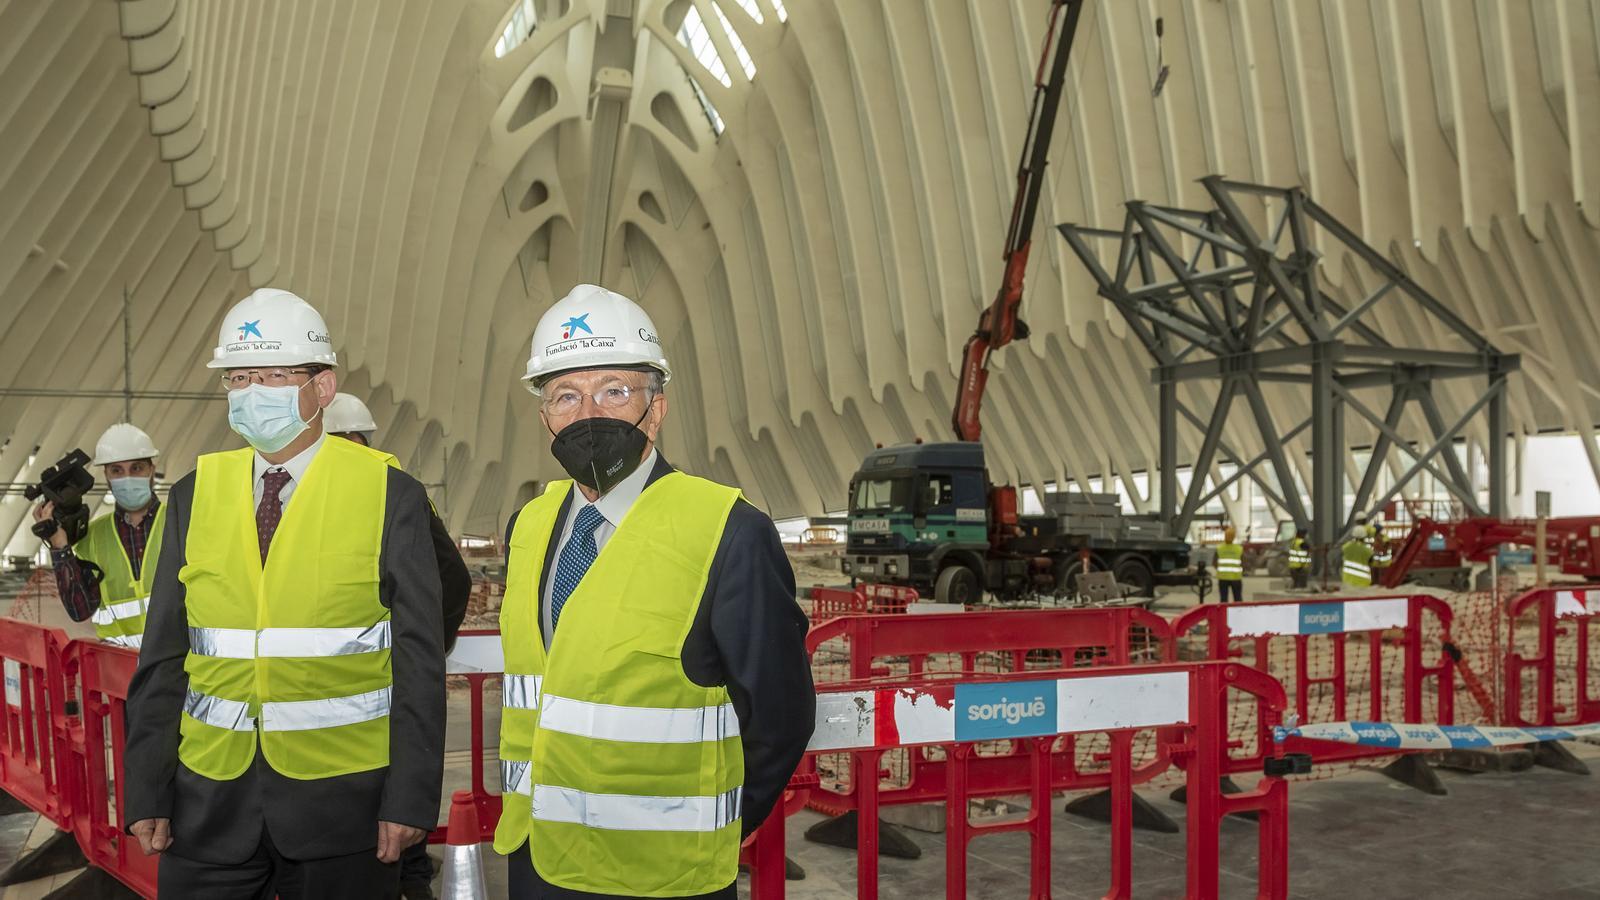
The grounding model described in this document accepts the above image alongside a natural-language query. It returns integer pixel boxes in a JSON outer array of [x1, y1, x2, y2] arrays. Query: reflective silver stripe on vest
[[257, 622, 391, 657], [1344, 561, 1371, 577], [502, 674, 542, 711], [537, 696, 740, 744], [502, 759, 532, 796], [185, 689, 256, 731], [189, 623, 392, 659], [530, 784, 742, 832], [92, 596, 148, 626], [189, 627, 258, 659], [102, 634, 143, 650], [260, 686, 392, 732]]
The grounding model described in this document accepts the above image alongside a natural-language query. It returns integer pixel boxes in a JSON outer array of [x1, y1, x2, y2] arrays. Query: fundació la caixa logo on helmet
[[546, 312, 617, 358], [229, 319, 282, 354], [954, 680, 1057, 741]]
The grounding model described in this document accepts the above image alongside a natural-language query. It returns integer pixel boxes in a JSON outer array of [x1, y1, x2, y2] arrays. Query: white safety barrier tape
[[809, 670, 1190, 752], [1224, 597, 1408, 638], [1554, 589, 1600, 618], [1274, 720, 1600, 749]]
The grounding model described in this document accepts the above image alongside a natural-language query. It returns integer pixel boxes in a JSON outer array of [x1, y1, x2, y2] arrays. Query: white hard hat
[[325, 393, 378, 435], [207, 288, 338, 369], [92, 423, 160, 466], [521, 284, 670, 394]]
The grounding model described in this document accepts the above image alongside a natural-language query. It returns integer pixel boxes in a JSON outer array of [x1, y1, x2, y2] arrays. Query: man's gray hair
[[644, 369, 665, 399]]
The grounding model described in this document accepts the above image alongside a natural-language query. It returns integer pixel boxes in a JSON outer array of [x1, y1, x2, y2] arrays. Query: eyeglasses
[[542, 383, 650, 416], [220, 368, 323, 391]]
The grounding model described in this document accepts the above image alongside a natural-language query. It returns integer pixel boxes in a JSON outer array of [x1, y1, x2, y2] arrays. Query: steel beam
[[1159, 376, 1177, 526], [1192, 415, 1313, 512], [1345, 385, 1410, 534], [1176, 399, 1291, 514], [1488, 363, 1509, 517], [1415, 384, 1478, 510], [1176, 378, 1240, 533], [1238, 377, 1311, 527]]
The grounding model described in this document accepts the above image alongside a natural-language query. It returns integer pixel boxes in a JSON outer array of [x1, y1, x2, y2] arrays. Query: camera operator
[[31, 424, 165, 647]]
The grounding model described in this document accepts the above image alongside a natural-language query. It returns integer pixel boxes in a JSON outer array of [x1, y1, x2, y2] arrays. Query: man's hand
[[130, 818, 171, 856], [376, 821, 425, 863], [32, 502, 68, 550]]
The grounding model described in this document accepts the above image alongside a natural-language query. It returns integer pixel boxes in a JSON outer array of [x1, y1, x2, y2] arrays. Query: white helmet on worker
[[325, 393, 378, 436], [207, 288, 338, 369], [91, 423, 160, 466], [521, 284, 669, 394]]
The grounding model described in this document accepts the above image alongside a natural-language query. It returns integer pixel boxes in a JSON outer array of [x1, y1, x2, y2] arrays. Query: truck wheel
[[934, 566, 980, 605], [1112, 557, 1155, 598], [1054, 556, 1105, 597]]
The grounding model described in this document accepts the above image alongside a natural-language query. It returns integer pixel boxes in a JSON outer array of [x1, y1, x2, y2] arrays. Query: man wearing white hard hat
[[123, 288, 447, 899], [494, 284, 815, 899], [327, 390, 473, 900], [31, 423, 164, 646]]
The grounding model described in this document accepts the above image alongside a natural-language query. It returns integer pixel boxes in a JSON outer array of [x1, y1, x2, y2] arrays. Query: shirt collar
[[573, 448, 658, 528], [254, 430, 327, 486]]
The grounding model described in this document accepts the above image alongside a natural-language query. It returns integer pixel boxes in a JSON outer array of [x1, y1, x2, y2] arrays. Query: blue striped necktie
[[550, 504, 605, 633]]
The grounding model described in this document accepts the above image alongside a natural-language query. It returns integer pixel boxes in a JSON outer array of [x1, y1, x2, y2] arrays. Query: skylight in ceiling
[[678, 5, 733, 88], [713, 3, 757, 80], [494, 0, 538, 58]]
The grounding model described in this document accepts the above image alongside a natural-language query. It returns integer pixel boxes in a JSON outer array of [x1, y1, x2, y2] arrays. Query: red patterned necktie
[[257, 469, 292, 562]]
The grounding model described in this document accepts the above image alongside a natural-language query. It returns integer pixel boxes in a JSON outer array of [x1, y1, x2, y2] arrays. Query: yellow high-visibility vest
[[1342, 540, 1374, 587], [494, 473, 744, 897], [178, 438, 398, 780], [1215, 542, 1244, 581], [1287, 537, 1310, 570], [75, 506, 166, 648]]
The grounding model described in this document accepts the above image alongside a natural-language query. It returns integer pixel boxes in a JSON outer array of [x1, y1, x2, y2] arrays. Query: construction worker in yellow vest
[[123, 288, 447, 899], [1287, 526, 1310, 590], [1215, 525, 1244, 603], [31, 423, 165, 647], [1342, 525, 1377, 588], [496, 284, 816, 899]]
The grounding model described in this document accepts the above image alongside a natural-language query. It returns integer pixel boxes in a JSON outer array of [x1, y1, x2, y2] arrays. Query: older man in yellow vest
[[124, 288, 446, 898], [495, 285, 815, 899]]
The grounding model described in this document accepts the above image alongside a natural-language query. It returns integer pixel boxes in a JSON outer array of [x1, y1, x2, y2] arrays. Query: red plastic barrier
[[67, 640, 156, 897], [809, 583, 919, 619], [0, 619, 75, 830], [803, 608, 1174, 815], [1172, 594, 1455, 770], [1505, 584, 1600, 727], [747, 661, 1291, 899]]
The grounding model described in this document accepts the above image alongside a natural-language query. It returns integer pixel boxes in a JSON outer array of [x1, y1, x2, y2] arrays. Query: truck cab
[[842, 443, 990, 598]]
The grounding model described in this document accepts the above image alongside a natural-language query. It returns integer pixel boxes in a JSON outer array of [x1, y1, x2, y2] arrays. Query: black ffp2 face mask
[[548, 407, 651, 494]]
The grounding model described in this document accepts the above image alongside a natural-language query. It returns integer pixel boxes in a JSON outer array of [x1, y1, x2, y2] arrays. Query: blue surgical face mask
[[108, 476, 153, 510], [227, 382, 321, 454]]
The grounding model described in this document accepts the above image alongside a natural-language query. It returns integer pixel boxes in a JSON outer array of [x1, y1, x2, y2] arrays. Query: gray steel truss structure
[[1058, 178, 1519, 567]]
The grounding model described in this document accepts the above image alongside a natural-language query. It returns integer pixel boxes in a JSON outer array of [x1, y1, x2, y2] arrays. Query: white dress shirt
[[252, 430, 326, 512], [539, 448, 658, 650]]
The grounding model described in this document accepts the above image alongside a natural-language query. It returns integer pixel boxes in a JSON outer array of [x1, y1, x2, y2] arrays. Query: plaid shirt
[[50, 499, 162, 623]]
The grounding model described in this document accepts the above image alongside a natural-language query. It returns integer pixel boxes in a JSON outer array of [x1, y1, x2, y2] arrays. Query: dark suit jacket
[[504, 454, 815, 900], [122, 466, 447, 865]]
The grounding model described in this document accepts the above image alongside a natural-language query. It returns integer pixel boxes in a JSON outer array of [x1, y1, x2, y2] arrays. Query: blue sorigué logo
[[954, 680, 1057, 741], [1299, 602, 1344, 634], [1349, 721, 1401, 747]]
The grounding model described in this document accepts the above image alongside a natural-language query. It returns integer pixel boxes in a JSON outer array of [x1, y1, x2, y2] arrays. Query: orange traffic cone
[[438, 791, 487, 900]]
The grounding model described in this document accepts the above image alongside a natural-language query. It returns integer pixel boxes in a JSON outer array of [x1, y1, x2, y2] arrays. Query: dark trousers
[[1290, 568, 1308, 589], [158, 827, 401, 899], [1217, 580, 1243, 603], [506, 842, 735, 899]]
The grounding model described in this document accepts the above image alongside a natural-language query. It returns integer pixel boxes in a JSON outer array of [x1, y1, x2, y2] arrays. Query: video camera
[[25, 449, 95, 545]]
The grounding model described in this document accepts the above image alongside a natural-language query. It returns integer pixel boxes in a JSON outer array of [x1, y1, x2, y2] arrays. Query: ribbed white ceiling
[[4, 0, 1599, 555]]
